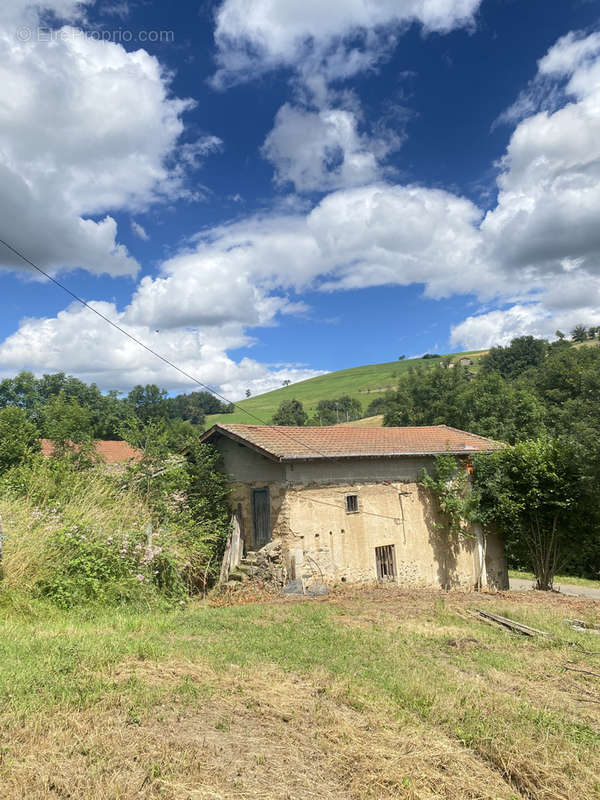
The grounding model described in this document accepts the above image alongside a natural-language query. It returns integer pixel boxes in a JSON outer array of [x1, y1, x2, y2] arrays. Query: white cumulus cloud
[[0, 301, 323, 398], [262, 104, 401, 192], [212, 0, 482, 96], [5, 24, 600, 389], [451, 301, 600, 350], [0, 3, 216, 277]]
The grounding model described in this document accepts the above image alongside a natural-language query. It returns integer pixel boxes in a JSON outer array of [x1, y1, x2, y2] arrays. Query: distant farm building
[[40, 439, 142, 471], [201, 424, 508, 590]]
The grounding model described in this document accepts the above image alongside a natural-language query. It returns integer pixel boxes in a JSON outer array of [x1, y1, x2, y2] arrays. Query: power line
[[0, 236, 346, 463], [289, 490, 408, 523], [0, 236, 448, 526], [1, 236, 481, 531]]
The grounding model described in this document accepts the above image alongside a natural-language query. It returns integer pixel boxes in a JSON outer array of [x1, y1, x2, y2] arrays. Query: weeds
[[0, 455, 226, 607]]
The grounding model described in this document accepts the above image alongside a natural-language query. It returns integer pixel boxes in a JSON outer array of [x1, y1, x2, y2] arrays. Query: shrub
[[0, 456, 214, 607], [36, 523, 185, 608], [0, 407, 39, 475]]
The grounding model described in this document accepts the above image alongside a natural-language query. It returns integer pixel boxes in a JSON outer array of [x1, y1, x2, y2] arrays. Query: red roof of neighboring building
[[201, 424, 503, 462], [40, 439, 142, 464]]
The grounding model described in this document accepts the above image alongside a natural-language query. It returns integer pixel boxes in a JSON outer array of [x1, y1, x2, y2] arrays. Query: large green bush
[[0, 445, 230, 608], [36, 523, 185, 608], [0, 407, 39, 474]]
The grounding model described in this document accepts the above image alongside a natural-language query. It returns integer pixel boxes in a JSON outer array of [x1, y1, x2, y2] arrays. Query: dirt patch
[[0, 663, 521, 800]]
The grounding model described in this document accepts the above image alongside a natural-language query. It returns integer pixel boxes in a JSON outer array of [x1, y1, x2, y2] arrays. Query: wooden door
[[252, 488, 271, 550]]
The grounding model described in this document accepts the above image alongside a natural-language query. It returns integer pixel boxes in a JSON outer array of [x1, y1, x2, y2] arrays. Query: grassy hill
[[206, 349, 488, 427]]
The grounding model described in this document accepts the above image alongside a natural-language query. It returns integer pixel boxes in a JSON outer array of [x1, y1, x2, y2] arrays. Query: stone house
[[200, 424, 508, 590]]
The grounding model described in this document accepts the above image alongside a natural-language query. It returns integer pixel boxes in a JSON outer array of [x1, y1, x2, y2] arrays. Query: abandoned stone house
[[200, 423, 509, 590]]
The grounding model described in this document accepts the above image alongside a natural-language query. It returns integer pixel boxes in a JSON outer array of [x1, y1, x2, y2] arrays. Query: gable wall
[[214, 435, 286, 483]]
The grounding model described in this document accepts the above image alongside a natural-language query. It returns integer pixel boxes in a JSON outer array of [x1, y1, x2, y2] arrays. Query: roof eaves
[[435, 424, 505, 448], [281, 447, 499, 461], [200, 424, 283, 462]]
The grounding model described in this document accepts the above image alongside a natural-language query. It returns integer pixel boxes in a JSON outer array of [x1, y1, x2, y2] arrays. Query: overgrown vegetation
[[473, 439, 589, 591], [421, 454, 471, 538], [383, 336, 600, 585], [0, 439, 230, 608], [423, 440, 593, 591]]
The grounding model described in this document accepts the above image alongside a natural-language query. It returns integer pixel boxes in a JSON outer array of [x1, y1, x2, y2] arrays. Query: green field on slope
[[206, 350, 488, 426]]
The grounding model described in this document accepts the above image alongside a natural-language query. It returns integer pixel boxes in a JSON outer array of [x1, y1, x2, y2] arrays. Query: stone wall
[[284, 480, 507, 588], [226, 478, 507, 590], [213, 439, 508, 590]]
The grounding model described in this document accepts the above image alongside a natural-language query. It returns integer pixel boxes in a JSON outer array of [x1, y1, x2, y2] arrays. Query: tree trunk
[[527, 514, 559, 590]]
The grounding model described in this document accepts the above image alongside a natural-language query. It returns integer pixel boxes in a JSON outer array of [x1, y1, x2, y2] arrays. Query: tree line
[[272, 395, 363, 426], [377, 336, 600, 586], [0, 371, 233, 454]]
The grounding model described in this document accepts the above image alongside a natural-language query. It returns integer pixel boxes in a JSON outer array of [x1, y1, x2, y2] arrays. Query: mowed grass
[[206, 350, 488, 426], [1, 587, 599, 799], [510, 569, 600, 590]]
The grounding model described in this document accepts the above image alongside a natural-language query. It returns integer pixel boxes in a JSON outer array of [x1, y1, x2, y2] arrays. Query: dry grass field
[[1, 586, 599, 799]]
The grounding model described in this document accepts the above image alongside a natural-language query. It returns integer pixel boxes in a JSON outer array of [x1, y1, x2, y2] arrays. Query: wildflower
[[136, 574, 144, 582]]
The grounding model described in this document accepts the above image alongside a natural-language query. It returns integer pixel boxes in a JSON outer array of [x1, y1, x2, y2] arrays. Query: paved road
[[510, 576, 600, 600]]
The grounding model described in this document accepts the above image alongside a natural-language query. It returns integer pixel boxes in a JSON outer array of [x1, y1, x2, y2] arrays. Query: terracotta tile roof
[[40, 439, 142, 464], [201, 424, 503, 461]]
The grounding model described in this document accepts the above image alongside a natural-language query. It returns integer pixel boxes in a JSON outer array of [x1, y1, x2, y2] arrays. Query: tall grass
[[0, 457, 202, 607]]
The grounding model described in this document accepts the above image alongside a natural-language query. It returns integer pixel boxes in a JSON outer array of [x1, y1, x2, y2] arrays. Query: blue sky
[[1, 0, 599, 398]]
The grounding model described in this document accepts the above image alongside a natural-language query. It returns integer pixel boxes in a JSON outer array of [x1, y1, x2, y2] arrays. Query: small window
[[345, 494, 359, 513], [375, 545, 396, 582]]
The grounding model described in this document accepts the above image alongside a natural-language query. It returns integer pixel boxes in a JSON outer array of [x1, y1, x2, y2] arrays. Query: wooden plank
[[466, 609, 509, 632], [475, 609, 550, 637], [219, 516, 234, 584], [229, 511, 242, 573]]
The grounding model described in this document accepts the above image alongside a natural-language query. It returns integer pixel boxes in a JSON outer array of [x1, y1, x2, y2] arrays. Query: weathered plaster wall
[[285, 456, 435, 485], [215, 436, 286, 483], [284, 481, 507, 588]]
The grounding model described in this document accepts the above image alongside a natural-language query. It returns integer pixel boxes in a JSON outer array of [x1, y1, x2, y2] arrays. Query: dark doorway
[[252, 488, 271, 550], [375, 545, 397, 582]]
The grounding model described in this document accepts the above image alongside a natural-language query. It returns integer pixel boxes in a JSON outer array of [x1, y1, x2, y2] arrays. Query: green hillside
[[206, 349, 488, 426]]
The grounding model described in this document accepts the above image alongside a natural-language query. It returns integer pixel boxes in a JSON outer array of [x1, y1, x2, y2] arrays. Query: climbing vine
[[421, 454, 473, 537]]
